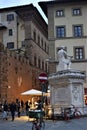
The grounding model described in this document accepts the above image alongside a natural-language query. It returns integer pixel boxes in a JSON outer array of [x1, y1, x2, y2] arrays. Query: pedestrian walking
[[10, 101, 16, 121], [3, 100, 8, 120], [21, 100, 24, 110]]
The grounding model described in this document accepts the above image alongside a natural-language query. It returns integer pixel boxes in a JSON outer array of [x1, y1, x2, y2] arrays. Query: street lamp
[[38, 72, 48, 119]]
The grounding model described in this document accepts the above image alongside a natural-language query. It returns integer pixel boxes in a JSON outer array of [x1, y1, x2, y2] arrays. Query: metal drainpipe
[[17, 15, 19, 49]]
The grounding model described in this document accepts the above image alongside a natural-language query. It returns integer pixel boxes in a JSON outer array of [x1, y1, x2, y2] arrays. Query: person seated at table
[[37, 100, 42, 110]]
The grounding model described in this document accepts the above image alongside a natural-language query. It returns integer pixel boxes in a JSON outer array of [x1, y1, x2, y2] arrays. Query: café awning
[[21, 89, 43, 96]]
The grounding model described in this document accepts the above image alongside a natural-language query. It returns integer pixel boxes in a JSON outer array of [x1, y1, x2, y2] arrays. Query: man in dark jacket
[[10, 101, 16, 121]]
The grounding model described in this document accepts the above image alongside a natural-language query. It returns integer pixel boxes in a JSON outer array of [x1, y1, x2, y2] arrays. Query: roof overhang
[[38, 0, 87, 17]]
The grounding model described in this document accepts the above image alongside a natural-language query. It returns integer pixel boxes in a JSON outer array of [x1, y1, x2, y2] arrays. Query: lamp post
[[38, 72, 48, 115]]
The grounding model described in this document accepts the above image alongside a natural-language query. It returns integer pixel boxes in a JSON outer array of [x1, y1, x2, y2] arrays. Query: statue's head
[[61, 46, 65, 49], [57, 46, 66, 53]]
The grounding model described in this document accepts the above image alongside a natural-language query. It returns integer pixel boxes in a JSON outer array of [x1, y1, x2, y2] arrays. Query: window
[[45, 42, 46, 52], [74, 47, 84, 60], [21, 41, 25, 47], [56, 26, 65, 38], [41, 38, 43, 47], [38, 58, 41, 68], [73, 25, 83, 37], [84, 88, 87, 95], [56, 10, 64, 17], [45, 63, 48, 72], [33, 31, 36, 42], [73, 8, 81, 16], [38, 35, 40, 46], [7, 42, 14, 49], [34, 55, 37, 66], [47, 45, 49, 54], [42, 61, 44, 70], [9, 29, 13, 36], [7, 14, 14, 21]]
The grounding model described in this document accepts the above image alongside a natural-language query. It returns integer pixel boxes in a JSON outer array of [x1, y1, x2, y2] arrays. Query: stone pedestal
[[48, 70, 85, 114]]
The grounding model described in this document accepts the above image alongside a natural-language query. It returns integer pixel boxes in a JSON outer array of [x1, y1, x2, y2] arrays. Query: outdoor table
[[28, 109, 45, 118]]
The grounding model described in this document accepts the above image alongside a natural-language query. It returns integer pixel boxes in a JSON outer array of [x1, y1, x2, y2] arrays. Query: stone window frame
[[56, 9, 65, 17], [56, 25, 66, 38], [21, 41, 25, 48], [9, 29, 13, 36], [72, 24, 83, 37], [74, 46, 85, 60], [7, 42, 14, 49], [72, 8, 82, 16], [7, 13, 14, 21]]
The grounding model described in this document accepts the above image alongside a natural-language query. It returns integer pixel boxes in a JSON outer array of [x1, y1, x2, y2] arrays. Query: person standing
[[25, 101, 30, 116], [17, 101, 21, 117], [10, 101, 16, 121], [37, 99, 42, 110]]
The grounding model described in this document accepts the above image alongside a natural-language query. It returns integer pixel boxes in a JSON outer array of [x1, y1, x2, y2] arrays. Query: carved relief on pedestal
[[72, 85, 82, 103]]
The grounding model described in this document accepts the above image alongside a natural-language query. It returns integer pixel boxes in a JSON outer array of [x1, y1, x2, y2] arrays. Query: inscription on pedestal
[[52, 87, 70, 105]]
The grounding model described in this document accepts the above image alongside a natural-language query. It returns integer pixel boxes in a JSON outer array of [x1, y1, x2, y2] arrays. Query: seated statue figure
[[57, 46, 72, 71]]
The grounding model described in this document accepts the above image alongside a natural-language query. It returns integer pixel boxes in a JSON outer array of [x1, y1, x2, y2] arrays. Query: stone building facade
[[39, 0, 87, 95], [0, 4, 49, 103]]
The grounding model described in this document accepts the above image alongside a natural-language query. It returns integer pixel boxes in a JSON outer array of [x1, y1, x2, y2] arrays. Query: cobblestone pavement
[[0, 115, 87, 130]]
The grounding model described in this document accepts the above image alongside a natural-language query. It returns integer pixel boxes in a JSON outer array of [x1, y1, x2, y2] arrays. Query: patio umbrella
[[21, 89, 43, 96]]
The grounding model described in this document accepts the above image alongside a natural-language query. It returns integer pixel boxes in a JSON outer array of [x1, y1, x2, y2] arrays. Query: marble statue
[[57, 46, 72, 71]]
